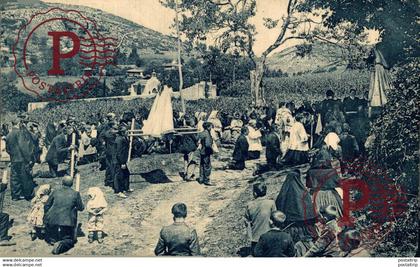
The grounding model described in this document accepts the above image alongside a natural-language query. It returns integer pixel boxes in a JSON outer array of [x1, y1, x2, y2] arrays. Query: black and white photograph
[[0, 0, 418, 266]]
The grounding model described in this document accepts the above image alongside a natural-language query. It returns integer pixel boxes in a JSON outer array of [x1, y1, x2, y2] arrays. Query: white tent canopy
[[142, 86, 174, 137]]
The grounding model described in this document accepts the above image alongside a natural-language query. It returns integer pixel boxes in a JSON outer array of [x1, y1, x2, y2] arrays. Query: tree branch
[[261, 0, 296, 60]]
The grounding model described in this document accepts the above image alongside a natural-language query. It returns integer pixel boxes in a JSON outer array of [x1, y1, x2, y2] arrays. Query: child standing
[[86, 187, 107, 243], [28, 184, 51, 241]]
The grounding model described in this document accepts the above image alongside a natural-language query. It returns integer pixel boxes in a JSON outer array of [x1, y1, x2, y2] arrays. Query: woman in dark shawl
[[275, 170, 318, 243], [306, 133, 343, 217]]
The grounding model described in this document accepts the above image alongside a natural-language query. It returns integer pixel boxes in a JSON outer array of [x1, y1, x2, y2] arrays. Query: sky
[[42, 0, 292, 55]]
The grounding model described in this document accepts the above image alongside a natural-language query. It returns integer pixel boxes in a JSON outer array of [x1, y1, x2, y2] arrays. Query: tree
[[300, 0, 420, 67], [111, 77, 130, 96], [113, 48, 127, 65], [127, 47, 142, 66], [0, 75, 36, 112], [162, 0, 368, 105]]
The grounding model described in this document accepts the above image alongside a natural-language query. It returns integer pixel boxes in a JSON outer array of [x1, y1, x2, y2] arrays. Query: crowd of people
[[0, 86, 372, 256]]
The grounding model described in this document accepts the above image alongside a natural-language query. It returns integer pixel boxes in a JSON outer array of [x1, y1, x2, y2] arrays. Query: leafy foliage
[[0, 74, 36, 113], [369, 57, 420, 195], [300, 0, 420, 67]]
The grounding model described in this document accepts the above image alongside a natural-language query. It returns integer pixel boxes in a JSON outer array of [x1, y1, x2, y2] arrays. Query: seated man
[[44, 176, 84, 254], [154, 203, 200, 256], [0, 177, 16, 246], [254, 211, 296, 257], [245, 183, 276, 255]]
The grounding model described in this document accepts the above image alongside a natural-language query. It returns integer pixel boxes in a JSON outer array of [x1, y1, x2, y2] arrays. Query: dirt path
[[129, 151, 263, 256], [1, 148, 263, 256]]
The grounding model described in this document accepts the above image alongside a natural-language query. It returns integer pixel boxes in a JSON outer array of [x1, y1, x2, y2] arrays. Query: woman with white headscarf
[[207, 111, 222, 153], [28, 184, 51, 240], [306, 131, 343, 217], [86, 187, 108, 243]]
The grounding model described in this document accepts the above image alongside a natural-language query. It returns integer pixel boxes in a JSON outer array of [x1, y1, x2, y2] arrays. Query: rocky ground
[[0, 147, 374, 257], [0, 147, 283, 256]]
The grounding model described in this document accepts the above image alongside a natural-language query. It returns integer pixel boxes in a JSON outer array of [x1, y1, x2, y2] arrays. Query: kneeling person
[[254, 211, 296, 257]]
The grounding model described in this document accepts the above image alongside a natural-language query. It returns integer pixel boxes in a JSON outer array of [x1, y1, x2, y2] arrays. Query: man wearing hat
[[196, 122, 214, 186], [112, 123, 132, 198], [98, 114, 117, 187], [101, 120, 118, 188], [5, 116, 37, 200], [46, 127, 76, 178], [44, 176, 84, 254], [320, 90, 342, 128]]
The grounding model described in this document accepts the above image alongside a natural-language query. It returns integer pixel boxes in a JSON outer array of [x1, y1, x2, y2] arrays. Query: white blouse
[[247, 126, 263, 152], [288, 121, 309, 151]]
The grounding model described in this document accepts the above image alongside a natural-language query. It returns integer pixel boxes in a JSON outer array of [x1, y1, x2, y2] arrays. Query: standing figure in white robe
[[281, 113, 309, 166], [142, 85, 174, 137]]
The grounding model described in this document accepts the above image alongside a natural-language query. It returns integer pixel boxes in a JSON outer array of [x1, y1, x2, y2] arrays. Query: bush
[[369, 58, 420, 195], [0, 75, 36, 113]]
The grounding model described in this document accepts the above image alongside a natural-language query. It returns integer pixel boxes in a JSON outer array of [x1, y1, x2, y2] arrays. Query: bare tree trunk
[[248, 0, 295, 106], [250, 59, 266, 106], [175, 0, 186, 114]]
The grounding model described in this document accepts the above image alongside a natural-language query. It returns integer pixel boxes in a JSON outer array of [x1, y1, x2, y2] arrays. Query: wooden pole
[[75, 172, 80, 192], [70, 132, 76, 178], [0, 170, 8, 213], [73, 173, 81, 241], [175, 0, 186, 114], [128, 118, 135, 162], [310, 114, 314, 148]]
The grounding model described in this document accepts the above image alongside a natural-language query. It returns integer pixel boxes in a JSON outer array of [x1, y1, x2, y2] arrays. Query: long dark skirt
[[282, 150, 309, 166], [247, 150, 261, 160]]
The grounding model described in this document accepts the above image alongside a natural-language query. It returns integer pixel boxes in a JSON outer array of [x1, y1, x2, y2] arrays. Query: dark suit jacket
[[232, 134, 248, 162], [265, 132, 281, 162], [103, 129, 116, 158], [254, 229, 296, 257], [44, 187, 84, 227], [5, 127, 36, 163], [45, 133, 69, 165], [199, 130, 213, 156], [112, 134, 129, 164], [154, 222, 200, 256], [340, 133, 359, 161]]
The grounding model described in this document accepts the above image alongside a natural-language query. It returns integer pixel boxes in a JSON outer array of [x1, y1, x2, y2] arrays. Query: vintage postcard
[[0, 0, 418, 266]]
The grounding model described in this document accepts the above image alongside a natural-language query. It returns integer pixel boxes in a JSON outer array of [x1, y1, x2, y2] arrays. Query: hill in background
[[0, 0, 178, 60], [266, 41, 347, 74]]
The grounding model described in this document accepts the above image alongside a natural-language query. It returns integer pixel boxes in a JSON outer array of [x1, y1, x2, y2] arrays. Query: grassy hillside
[[266, 41, 347, 74]]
